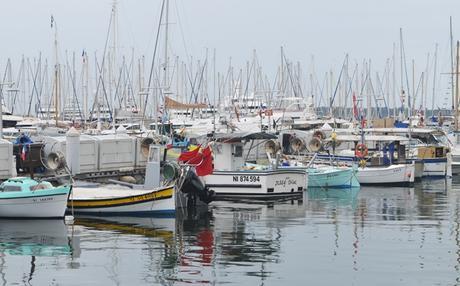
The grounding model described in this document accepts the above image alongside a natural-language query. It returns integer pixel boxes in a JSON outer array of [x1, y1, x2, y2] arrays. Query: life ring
[[355, 143, 368, 158]]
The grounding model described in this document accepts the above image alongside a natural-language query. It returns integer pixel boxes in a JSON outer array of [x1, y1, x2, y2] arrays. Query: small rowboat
[[68, 183, 175, 217], [0, 177, 71, 218], [308, 165, 360, 189]]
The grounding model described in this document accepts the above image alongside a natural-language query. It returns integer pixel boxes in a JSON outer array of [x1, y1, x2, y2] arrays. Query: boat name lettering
[[232, 175, 260, 183], [274, 177, 297, 187], [130, 193, 156, 201], [32, 197, 54, 202]]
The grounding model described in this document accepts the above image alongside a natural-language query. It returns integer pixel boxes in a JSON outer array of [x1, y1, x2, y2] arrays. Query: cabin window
[[0, 185, 22, 192], [31, 183, 51, 191], [234, 145, 243, 157]]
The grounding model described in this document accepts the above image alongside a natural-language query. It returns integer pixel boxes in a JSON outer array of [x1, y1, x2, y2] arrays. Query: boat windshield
[[433, 135, 449, 146], [0, 184, 22, 192]]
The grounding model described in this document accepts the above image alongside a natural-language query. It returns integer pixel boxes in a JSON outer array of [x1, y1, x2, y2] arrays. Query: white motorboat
[[0, 177, 71, 218], [356, 162, 415, 186]]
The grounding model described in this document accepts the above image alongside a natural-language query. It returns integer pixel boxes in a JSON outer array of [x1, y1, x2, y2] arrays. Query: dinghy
[[0, 177, 71, 218], [307, 165, 360, 189]]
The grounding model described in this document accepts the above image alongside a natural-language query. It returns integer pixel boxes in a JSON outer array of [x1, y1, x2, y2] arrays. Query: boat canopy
[[164, 96, 207, 110], [213, 132, 277, 143]]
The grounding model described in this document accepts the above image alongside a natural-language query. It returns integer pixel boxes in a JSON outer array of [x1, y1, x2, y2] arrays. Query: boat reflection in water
[[0, 219, 71, 256], [1, 179, 459, 285], [0, 219, 73, 286], [307, 187, 360, 210]]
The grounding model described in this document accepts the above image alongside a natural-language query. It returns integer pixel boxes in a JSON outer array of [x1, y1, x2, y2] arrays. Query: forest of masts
[[0, 28, 456, 126]]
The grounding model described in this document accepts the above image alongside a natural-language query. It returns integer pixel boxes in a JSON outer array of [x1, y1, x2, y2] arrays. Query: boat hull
[[68, 186, 175, 217], [422, 158, 451, 178], [203, 169, 307, 200], [357, 163, 415, 186], [0, 191, 70, 218], [308, 167, 360, 189]]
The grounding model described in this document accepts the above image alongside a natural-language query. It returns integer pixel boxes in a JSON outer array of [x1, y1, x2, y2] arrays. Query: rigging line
[[166, 56, 178, 92], [343, 63, 358, 119], [243, 59, 255, 100], [281, 53, 299, 98], [367, 75, 382, 118], [125, 53, 138, 109], [120, 60, 132, 108], [37, 60, 48, 117], [269, 67, 280, 109], [26, 55, 43, 117], [174, 0, 192, 65], [189, 58, 208, 118], [413, 73, 424, 111], [142, 0, 166, 124], [318, 73, 327, 111], [95, 58, 113, 119], [186, 57, 207, 107], [375, 72, 389, 116], [112, 60, 125, 108], [65, 56, 84, 121], [329, 55, 347, 108], [11, 58, 25, 114], [89, 8, 114, 119]]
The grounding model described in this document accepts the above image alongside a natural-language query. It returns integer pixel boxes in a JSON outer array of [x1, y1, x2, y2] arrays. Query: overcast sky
[[1, 0, 459, 107]]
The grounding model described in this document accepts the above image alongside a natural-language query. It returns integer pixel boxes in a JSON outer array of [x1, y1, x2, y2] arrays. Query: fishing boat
[[356, 163, 415, 186], [0, 177, 71, 218], [314, 134, 416, 186], [201, 132, 307, 200], [363, 128, 452, 178], [307, 165, 359, 189], [68, 183, 175, 217], [69, 146, 177, 216]]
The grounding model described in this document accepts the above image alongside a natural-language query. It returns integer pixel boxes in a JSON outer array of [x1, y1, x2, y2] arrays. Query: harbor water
[[1, 179, 460, 285]]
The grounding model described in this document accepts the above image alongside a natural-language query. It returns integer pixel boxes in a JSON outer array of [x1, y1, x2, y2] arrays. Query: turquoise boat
[[0, 177, 71, 218], [307, 166, 360, 189]]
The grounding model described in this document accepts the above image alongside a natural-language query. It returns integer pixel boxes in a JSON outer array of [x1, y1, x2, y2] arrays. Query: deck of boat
[[71, 185, 159, 200]]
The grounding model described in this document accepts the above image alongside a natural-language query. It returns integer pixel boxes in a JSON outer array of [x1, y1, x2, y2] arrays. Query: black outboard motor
[[180, 169, 215, 204]]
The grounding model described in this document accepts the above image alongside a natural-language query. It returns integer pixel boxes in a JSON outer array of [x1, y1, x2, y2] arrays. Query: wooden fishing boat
[[68, 145, 178, 217], [356, 162, 415, 186], [307, 165, 360, 189], [0, 177, 71, 218], [68, 183, 175, 217]]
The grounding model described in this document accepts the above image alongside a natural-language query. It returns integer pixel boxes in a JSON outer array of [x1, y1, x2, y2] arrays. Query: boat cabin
[[0, 177, 53, 192], [323, 134, 410, 166], [211, 132, 277, 171]]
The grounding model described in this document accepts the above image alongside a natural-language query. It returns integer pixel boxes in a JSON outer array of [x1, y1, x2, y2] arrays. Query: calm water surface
[[1, 179, 460, 285]]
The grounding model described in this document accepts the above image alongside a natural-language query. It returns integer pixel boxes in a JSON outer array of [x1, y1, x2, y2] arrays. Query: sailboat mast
[[399, 28, 404, 118], [455, 41, 459, 132], [431, 43, 438, 113], [163, 0, 169, 90], [451, 17, 455, 111], [53, 16, 60, 127]]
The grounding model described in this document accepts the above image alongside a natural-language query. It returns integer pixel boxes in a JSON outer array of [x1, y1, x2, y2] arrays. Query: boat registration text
[[233, 175, 260, 183]]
